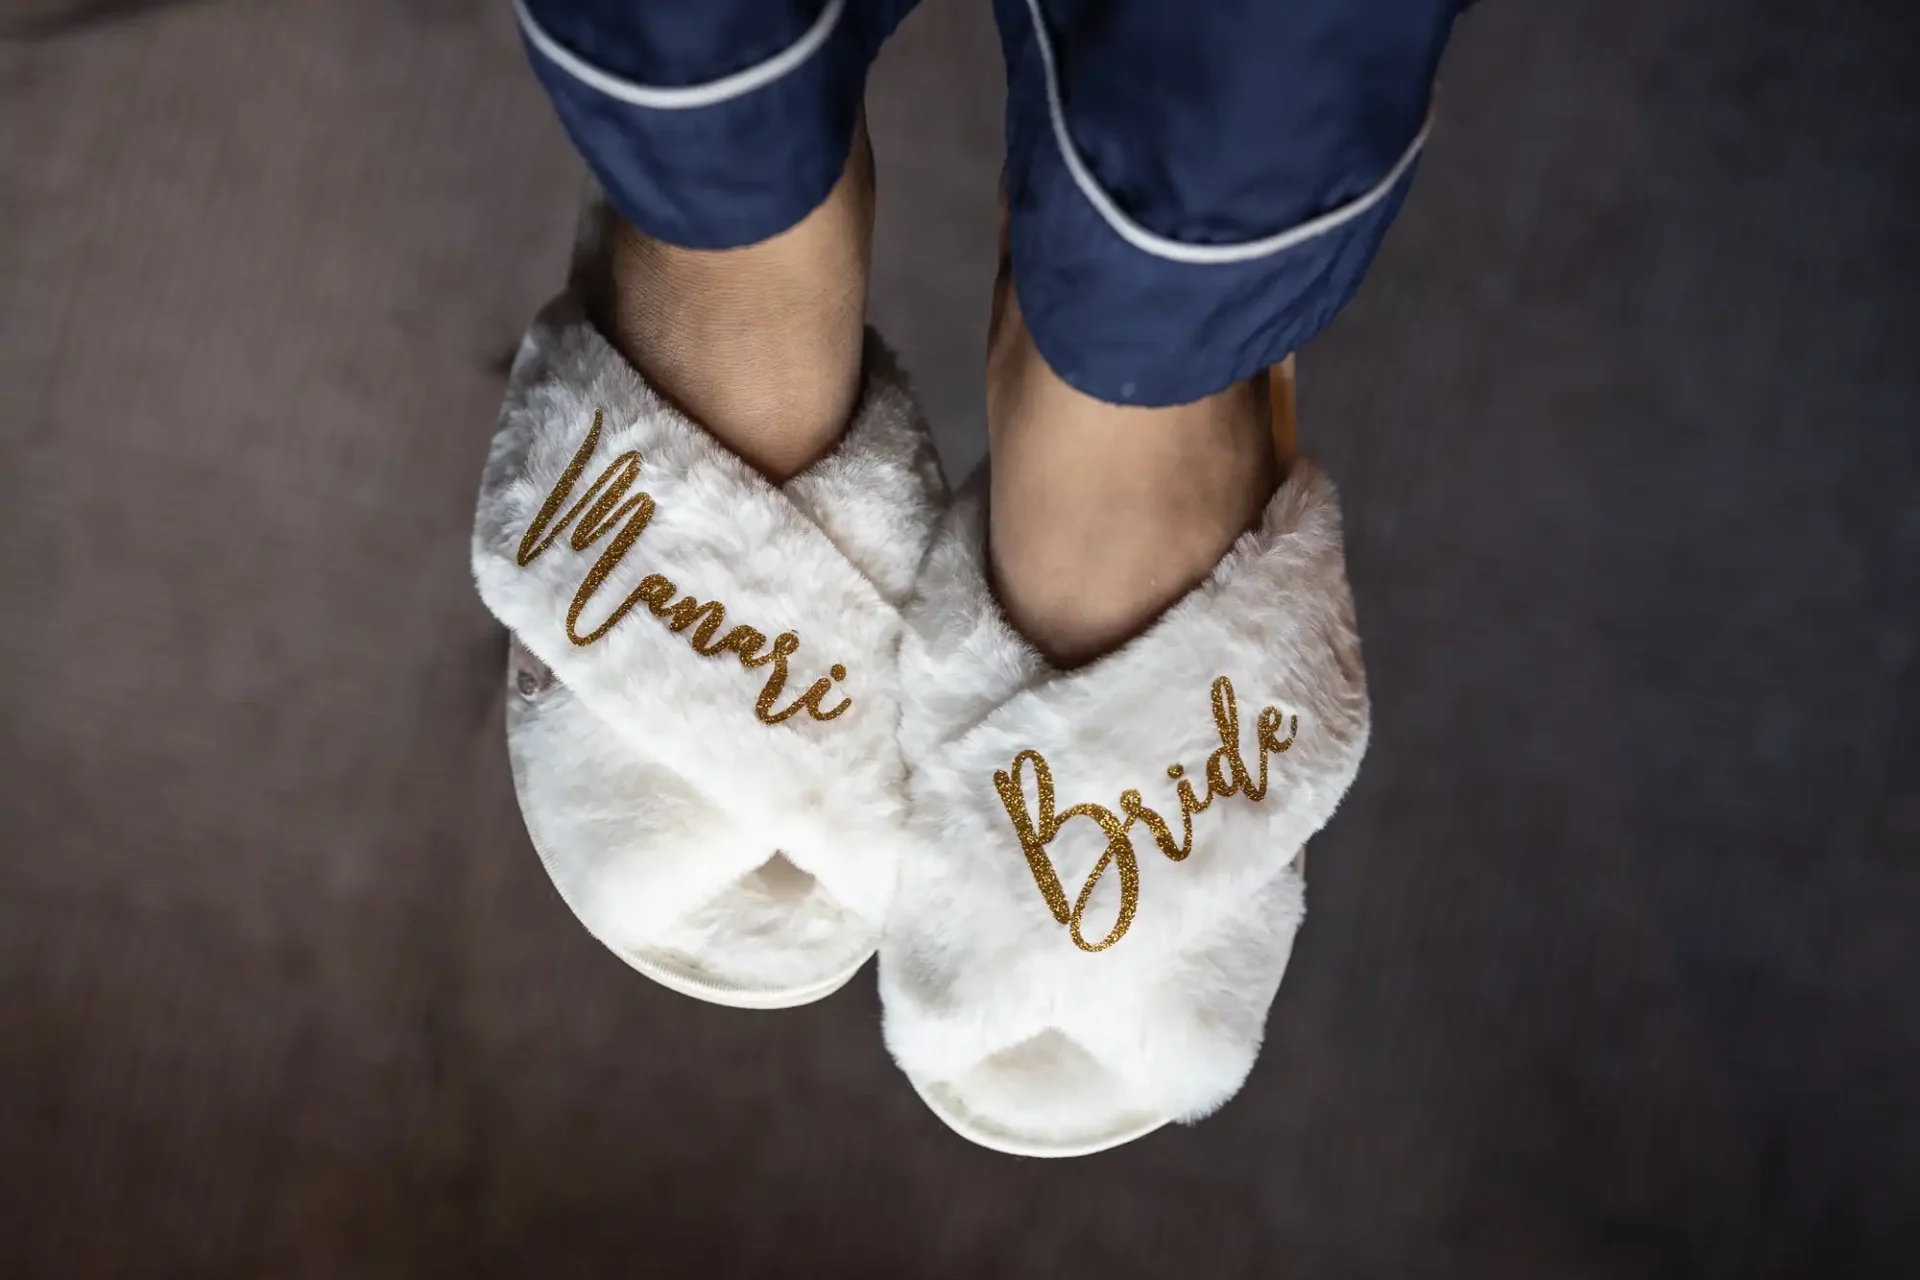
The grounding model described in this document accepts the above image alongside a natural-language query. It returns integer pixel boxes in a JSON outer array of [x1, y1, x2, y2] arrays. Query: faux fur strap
[[883, 462, 1370, 1130], [472, 299, 946, 927]]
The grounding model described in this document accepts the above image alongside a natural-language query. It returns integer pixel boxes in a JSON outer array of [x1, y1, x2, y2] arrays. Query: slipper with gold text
[[473, 298, 947, 1007], [881, 458, 1368, 1152]]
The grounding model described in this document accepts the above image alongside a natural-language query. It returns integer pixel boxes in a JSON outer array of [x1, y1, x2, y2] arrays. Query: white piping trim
[[514, 0, 845, 111], [1023, 0, 1433, 265]]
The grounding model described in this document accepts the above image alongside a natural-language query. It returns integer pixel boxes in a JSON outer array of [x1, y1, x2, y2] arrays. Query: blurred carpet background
[[2, 0, 1916, 1276]]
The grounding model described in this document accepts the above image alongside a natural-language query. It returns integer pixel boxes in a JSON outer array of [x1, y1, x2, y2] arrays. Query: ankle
[[604, 125, 874, 482], [986, 295, 1278, 668]]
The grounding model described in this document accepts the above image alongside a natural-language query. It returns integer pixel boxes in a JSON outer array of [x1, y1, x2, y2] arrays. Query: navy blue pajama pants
[[517, 0, 1463, 406]]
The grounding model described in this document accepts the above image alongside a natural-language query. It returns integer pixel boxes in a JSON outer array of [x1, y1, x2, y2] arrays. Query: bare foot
[[602, 122, 875, 482], [986, 280, 1281, 668]]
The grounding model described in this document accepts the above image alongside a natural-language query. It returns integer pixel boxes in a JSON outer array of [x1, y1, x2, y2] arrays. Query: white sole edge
[[904, 1074, 1171, 1159], [612, 940, 873, 1010]]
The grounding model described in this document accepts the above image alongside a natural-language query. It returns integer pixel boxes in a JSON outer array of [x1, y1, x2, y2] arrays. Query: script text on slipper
[[994, 676, 1298, 951], [517, 410, 853, 725]]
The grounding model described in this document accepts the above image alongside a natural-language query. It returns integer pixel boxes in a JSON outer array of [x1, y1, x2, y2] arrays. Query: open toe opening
[[912, 1028, 1168, 1158], [638, 853, 877, 1007]]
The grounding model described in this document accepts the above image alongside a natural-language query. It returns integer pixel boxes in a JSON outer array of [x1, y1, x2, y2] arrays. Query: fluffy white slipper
[[473, 298, 946, 1007], [880, 460, 1369, 1153]]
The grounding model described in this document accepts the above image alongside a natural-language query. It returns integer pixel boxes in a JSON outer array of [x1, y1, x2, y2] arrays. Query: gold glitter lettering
[[635, 574, 679, 616], [518, 412, 855, 723], [1176, 776, 1213, 819], [662, 594, 730, 650], [993, 676, 1302, 951], [994, 751, 1070, 923], [565, 494, 660, 645], [1120, 788, 1194, 862], [705, 625, 766, 662], [992, 751, 1140, 951], [1258, 705, 1298, 757]]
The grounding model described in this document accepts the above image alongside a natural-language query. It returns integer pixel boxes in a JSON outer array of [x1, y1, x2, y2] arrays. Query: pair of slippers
[[471, 292, 1370, 1158]]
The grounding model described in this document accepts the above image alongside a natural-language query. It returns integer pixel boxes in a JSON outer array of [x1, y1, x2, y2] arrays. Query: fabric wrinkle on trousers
[[518, 0, 1465, 407]]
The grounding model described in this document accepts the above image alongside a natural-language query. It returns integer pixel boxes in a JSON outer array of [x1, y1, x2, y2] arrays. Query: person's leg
[[605, 122, 873, 479], [486, 1, 952, 1010], [987, 273, 1279, 667], [517, 0, 913, 479], [875, 2, 1461, 1152], [987, 0, 1463, 665]]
